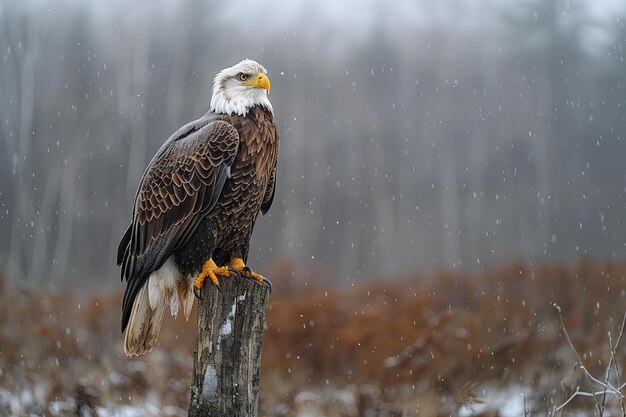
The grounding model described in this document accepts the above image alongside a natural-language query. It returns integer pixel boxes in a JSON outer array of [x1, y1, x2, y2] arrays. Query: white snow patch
[[0, 387, 21, 416], [48, 400, 75, 416], [217, 294, 246, 350], [219, 302, 236, 337], [96, 405, 154, 417], [331, 389, 356, 408], [202, 365, 218, 401], [2, 386, 186, 417], [294, 391, 323, 417], [382, 355, 400, 368], [458, 384, 530, 417], [294, 390, 320, 405], [95, 402, 184, 417]]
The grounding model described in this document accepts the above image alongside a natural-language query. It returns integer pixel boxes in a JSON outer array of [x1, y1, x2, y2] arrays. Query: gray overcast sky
[[216, 0, 626, 27], [211, 0, 626, 53]]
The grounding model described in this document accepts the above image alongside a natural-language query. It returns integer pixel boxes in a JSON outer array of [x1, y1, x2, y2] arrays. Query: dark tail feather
[[121, 273, 149, 332]]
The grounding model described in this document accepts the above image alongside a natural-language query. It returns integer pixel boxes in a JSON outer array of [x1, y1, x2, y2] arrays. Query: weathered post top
[[189, 277, 270, 417]]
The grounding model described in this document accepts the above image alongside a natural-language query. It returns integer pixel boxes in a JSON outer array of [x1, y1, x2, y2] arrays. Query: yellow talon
[[194, 258, 231, 289], [229, 257, 265, 282], [250, 271, 265, 283]]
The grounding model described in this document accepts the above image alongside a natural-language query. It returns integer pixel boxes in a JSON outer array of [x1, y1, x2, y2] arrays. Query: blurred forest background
[[3, 0, 626, 416], [1, 0, 625, 287]]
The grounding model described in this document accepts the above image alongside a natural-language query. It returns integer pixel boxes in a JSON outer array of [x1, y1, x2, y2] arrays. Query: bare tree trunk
[[6, 9, 39, 282], [189, 277, 270, 417]]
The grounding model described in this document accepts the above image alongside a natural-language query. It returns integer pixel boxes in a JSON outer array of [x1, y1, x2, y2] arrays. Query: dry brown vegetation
[[1, 259, 626, 416]]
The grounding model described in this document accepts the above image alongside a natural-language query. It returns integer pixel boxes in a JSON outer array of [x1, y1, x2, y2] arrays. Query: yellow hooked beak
[[243, 73, 271, 93]]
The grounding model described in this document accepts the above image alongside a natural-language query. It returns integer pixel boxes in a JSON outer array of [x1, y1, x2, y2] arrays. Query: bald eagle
[[117, 59, 279, 356]]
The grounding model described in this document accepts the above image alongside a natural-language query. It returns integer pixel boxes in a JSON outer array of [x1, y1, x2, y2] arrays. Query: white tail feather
[[170, 292, 179, 317], [148, 272, 160, 310], [123, 257, 196, 356], [124, 285, 165, 356], [181, 277, 195, 321]]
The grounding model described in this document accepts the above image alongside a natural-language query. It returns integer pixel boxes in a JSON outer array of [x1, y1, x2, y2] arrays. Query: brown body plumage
[[215, 108, 278, 256], [117, 59, 279, 356]]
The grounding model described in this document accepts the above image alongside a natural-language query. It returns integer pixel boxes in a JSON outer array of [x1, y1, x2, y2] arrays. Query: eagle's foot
[[229, 258, 272, 293], [193, 258, 232, 298]]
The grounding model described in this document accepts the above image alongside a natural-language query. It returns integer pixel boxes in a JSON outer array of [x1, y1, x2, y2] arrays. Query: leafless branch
[[553, 307, 626, 416], [602, 314, 626, 417], [553, 303, 603, 415], [554, 387, 625, 414]]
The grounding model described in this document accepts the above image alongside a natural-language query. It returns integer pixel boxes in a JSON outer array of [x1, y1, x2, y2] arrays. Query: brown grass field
[[2, 259, 626, 416]]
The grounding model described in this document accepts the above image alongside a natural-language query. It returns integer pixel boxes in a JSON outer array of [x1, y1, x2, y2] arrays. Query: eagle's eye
[[238, 73, 248, 81]]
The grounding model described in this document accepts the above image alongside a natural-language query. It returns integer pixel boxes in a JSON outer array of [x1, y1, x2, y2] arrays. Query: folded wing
[[118, 118, 239, 331]]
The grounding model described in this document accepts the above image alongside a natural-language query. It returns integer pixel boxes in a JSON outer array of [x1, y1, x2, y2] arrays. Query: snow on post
[[188, 276, 270, 416]]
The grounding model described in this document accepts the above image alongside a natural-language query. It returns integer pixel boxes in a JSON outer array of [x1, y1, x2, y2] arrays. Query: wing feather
[[261, 156, 278, 215], [258, 117, 279, 215], [117, 224, 132, 266], [119, 118, 239, 331]]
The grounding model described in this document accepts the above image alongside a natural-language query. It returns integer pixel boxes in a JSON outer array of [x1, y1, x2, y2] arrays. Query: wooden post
[[189, 277, 270, 417]]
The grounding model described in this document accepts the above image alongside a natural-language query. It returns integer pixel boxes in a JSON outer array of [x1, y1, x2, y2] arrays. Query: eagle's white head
[[210, 59, 273, 117]]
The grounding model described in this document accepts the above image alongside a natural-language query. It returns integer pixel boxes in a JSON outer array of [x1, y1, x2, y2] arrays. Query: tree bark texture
[[188, 277, 270, 417]]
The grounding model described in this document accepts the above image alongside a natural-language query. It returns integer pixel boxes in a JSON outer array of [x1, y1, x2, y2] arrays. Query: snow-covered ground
[[458, 385, 530, 417]]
